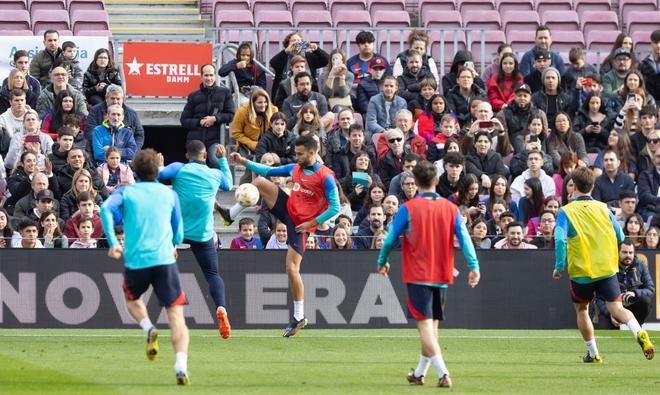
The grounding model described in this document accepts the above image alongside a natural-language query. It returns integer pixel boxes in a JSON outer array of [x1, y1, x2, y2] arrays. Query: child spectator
[[425, 114, 458, 162], [265, 221, 288, 249], [562, 47, 598, 96], [38, 210, 67, 248], [527, 196, 561, 238], [63, 191, 104, 245], [254, 112, 295, 165], [305, 234, 318, 250], [114, 225, 125, 248], [417, 97, 453, 145], [69, 216, 97, 248], [407, 78, 438, 117], [330, 224, 353, 249], [230, 218, 262, 249], [314, 221, 333, 250], [292, 102, 325, 137], [12, 218, 43, 248], [62, 114, 86, 149], [471, 219, 491, 249], [0, 207, 13, 248], [97, 147, 135, 193], [485, 199, 508, 239], [53, 41, 83, 90], [370, 229, 387, 249], [453, 174, 485, 221]]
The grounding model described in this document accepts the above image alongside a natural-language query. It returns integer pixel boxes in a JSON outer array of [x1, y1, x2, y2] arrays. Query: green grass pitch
[[0, 329, 657, 394]]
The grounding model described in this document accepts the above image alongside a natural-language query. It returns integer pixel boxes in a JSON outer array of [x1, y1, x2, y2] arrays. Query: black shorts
[[123, 264, 187, 308], [406, 283, 447, 321], [269, 187, 305, 256], [569, 276, 622, 305]]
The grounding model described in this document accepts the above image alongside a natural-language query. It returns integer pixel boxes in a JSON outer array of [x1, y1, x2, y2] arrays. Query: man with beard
[[494, 222, 537, 249], [331, 123, 375, 180], [496, 83, 548, 141], [353, 204, 385, 249], [595, 240, 655, 327], [602, 48, 633, 101], [397, 50, 435, 103], [519, 26, 566, 77], [282, 71, 333, 130]]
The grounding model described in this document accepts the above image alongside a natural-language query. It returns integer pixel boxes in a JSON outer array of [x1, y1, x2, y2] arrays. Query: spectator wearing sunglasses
[[377, 128, 411, 190]]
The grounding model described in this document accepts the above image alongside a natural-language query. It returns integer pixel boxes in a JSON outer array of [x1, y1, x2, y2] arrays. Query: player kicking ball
[[377, 161, 480, 388], [158, 140, 233, 339], [553, 166, 654, 362], [101, 149, 191, 385], [226, 134, 340, 337]]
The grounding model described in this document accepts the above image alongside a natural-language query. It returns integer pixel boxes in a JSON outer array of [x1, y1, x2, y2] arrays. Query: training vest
[[561, 199, 618, 279], [288, 164, 333, 226], [402, 196, 458, 284]]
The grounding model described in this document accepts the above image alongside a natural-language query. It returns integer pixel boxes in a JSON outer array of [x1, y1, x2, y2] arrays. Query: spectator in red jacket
[[487, 53, 524, 112]]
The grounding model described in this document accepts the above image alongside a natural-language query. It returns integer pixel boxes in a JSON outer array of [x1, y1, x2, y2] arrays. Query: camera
[[295, 41, 311, 52]]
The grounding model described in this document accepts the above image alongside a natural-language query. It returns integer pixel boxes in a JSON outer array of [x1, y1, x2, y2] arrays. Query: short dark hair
[[270, 111, 287, 125], [568, 47, 583, 63], [19, 218, 38, 232], [404, 153, 421, 163], [443, 151, 464, 166], [61, 41, 76, 51], [527, 150, 544, 161], [77, 191, 94, 204], [540, 210, 556, 219], [368, 204, 383, 214], [295, 133, 319, 152], [603, 149, 619, 160], [349, 123, 364, 135], [62, 113, 81, 128], [294, 71, 312, 85], [639, 105, 657, 118], [500, 211, 515, 221], [651, 30, 660, 44], [620, 238, 635, 249], [76, 215, 93, 228], [619, 190, 637, 201], [132, 149, 160, 181], [412, 160, 437, 189], [43, 29, 59, 39], [536, 25, 551, 36], [57, 126, 76, 139], [114, 225, 124, 235], [571, 166, 595, 194], [186, 140, 206, 158], [10, 88, 26, 100], [335, 214, 353, 226], [13, 50, 28, 62], [238, 217, 255, 229], [506, 221, 524, 232], [356, 31, 375, 44]]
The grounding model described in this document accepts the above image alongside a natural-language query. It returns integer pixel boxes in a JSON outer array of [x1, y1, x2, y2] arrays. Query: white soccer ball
[[235, 183, 260, 207]]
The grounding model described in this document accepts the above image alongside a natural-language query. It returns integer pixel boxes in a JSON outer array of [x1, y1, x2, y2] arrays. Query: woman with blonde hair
[[59, 168, 102, 221], [0, 69, 38, 112], [4, 109, 53, 169]]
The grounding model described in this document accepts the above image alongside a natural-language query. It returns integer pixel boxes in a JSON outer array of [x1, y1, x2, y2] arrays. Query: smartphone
[[479, 121, 493, 129], [464, 61, 474, 69], [582, 77, 592, 87], [627, 94, 637, 104], [529, 134, 538, 142], [590, 122, 599, 127], [332, 55, 342, 67], [25, 135, 40, 143]]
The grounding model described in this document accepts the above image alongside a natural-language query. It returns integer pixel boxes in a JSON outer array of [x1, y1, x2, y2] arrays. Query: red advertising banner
[[122, 42, 212, 97]]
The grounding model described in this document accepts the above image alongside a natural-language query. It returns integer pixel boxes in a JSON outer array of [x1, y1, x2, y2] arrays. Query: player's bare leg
[[283, 247, 307, 337], [412, 319, 451, 388], [166, 305, 191, 385], [126, 298, 159, 361], [607, 301, 655, 360], [574, 303, 601, 362]]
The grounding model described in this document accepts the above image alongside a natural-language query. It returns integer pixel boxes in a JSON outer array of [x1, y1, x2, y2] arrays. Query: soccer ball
[[235, 183, 260, 207]]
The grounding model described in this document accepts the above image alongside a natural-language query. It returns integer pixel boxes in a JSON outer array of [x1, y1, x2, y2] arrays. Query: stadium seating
[[469, 30, 506, 64], [294, 10, 333, 27], [550, 30, 586, 51], [619, 0, 658, 21], [502, 10, 540, 36], [418, 0, 456, 15], [459, 0, 496, 13], [535, 0, 571, 15], [625, 11, 660, 34], [70, 9, 108, 35], [330, 0, 367, 15], [32, 9, 70, 34], [462, 10, 502, 31], [496, 0, 533, 13], [333, 9, 371, 27], [507, 29, 536, 51], [371, 10, 410, 27], [632, 30, 653, 55], [291, 0, 328, 14], [212, 0, 250, 12], [252, 0, 288, 12], [575, 0, 612, 14], [0, 10, 31, 30], [586, 30, 624, 53], [29, 0, 66, 12], [368, 0, 405, 13], [541, 10, 580, 32], [580, 11, 619, 38], [376, 29, 412, 59], [421, 10, 462, 29], [255, 10, 294, 27], [1, 0, 28, 10]]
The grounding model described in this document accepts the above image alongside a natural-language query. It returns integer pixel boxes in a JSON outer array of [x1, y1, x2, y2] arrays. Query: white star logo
[[126, 57, 143, 75]]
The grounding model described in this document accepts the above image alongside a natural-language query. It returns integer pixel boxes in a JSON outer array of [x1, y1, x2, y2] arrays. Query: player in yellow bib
[[553, 166, 654, 362]]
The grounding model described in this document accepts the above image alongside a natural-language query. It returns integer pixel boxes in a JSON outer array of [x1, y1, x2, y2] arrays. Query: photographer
[[269, 32, 328, 98], [595, 240, 655, 327]]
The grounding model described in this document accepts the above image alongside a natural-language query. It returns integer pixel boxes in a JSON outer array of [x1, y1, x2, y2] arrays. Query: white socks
[[174, 352, 188, 374], [293, 300, 304, 321], [626, 319, 642, 337], [229, 203, 245, 220], [585, 339, 599, 357], [414, 355, 431, 377], [429, 354, 449, 377], [139, 318, 153, 335]]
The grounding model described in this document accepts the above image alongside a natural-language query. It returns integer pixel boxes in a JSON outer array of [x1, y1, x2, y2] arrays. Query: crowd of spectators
[[0, 26, 659, 251]]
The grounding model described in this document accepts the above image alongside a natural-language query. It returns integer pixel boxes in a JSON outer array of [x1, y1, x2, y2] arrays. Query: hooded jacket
[[92, 120, 138, 164], [640, 53, 660, 103], [496, 101, 548, 140], [531, 68, 573, 124], [441, 50, 485, 94], [218, 59, 266, 91]]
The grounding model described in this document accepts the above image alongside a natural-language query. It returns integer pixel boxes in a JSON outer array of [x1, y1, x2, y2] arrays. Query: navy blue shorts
[[406, 283, 447, 321], [269, 187, 306, 256], [123, 264, 187, 308], [569, 276, 622, 305]]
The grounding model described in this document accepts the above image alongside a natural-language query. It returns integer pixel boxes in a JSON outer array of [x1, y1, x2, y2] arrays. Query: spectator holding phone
[[562, 47, 598, 96], [320, 49, 354, 112], [269, 31, 328, 98], [5, 109, 53, 170], [573, 94, 615, 153], [613, 88, 647, 135]]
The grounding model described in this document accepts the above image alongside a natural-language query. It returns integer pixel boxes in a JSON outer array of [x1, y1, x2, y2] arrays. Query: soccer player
[[100, 149, 191, 385], [158, 140, 233, 339], [228, 134, 340, 336], [377, 160, 480, 388], [553, 166, 655, 362]]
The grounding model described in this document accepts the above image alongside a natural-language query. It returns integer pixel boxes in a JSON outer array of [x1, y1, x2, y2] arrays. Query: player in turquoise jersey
[[101, 149, 191, 386], [158, 140, 233, 339]]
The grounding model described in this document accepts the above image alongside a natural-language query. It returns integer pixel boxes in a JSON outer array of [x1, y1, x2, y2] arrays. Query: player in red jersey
[[377, 160, 480, 388], [229, 134, 340, 336]]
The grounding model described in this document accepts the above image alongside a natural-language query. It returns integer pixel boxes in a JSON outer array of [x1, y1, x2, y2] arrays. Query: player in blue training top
[[100, 149, 191, 386], [226, 134, 340, 337], [158, 140, 233, 339], [377, 160, 480, 388]]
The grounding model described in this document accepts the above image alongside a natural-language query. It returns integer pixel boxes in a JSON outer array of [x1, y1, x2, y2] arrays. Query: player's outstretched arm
[[553, 209, 569, 278], [230, 152, 295, 178], [376, 206, 409, 272], [100, 189, 125, 258], [214, 144, 233, 191], [157, 153, 185, 181]]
